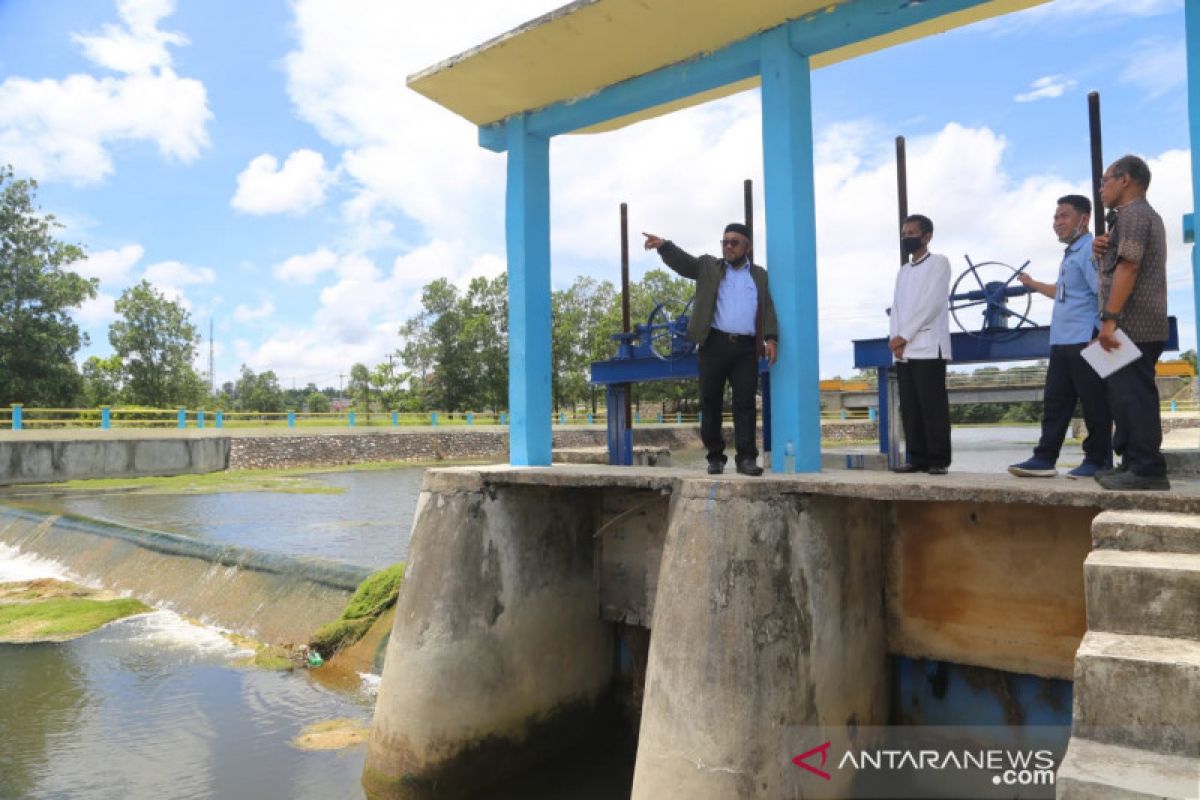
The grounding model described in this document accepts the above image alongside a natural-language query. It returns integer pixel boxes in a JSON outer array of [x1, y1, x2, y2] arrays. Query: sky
[[0, 0, 1192, 393]]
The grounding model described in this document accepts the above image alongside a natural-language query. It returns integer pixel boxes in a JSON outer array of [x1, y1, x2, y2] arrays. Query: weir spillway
[[363, 465, 1200, 799]]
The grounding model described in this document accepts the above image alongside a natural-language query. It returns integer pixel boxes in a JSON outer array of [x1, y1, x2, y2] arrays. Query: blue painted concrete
[[760, 29, 820, 473], [1187, 2, 1200, 349], [893, 656, 1072, 740], [506, 115, 553, 466]]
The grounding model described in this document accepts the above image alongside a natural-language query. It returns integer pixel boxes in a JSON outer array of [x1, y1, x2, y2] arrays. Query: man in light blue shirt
[[1009, 195, 1112, 478]]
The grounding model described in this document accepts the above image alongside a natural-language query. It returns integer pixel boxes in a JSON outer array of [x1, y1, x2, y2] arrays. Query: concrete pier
[[363, 465, 1200, 798]]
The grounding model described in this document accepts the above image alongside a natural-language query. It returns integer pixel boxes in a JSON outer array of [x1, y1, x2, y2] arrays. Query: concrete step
[[1085, 550, 1200, 641], [1092, 510, 1200, 554], [1057, 737, 1200, 799], [1073, 632, 1200, 757]]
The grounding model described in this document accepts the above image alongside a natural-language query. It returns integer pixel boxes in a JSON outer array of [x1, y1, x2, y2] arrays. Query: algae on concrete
[[0, 579, 151, 642], [310, 563, 404, 658]]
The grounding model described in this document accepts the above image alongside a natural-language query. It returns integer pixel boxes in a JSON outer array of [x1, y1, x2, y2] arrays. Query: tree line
[[2, 164, 698, 414]]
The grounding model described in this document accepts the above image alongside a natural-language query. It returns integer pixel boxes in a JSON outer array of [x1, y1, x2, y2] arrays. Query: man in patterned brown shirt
[[1093, 154, 1169, 491]]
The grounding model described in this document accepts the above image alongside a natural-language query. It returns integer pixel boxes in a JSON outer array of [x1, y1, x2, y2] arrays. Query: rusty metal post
[[1088, 91, 1106, 235]]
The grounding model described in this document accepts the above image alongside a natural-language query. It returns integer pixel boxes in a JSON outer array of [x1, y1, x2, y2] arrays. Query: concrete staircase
[[1057, 511, 1200, 799]]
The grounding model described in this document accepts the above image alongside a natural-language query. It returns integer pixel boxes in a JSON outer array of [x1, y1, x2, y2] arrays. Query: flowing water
[[0, 430, 1064, 799]]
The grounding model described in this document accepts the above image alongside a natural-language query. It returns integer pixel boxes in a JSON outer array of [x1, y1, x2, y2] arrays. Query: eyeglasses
[[719, 239, 745, 248]]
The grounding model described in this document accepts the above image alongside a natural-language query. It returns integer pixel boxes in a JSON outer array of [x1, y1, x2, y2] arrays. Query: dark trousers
[[1107, 340, 1166, 477], [896, 358, 951, 469], [699, 329, 759, 465], [1034, 342, 1112, 466]]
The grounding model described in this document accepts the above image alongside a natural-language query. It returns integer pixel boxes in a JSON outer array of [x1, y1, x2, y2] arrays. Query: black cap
[[724, 222, 751, 239]]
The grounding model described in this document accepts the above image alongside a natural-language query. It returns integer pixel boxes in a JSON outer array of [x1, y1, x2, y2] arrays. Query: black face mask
[[901, 236, 924, 255]]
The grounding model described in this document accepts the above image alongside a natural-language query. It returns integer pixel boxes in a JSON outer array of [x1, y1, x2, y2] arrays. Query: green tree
[[0, 165, 96, 406], [109, 280, 204, 407], [399, 278, 457, 410], [460, 274, 508, 412], [79, 355, 124, 407], [233, 365, 285, 413], [553, 275, 616, 413], [349, 362, 371, 413], [1180, 349, 1197, 373], [306, 391, 331, 413]]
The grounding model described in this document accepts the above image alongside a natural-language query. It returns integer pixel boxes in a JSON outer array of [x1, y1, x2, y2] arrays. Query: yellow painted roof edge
[[409, 0, 1047, 134]]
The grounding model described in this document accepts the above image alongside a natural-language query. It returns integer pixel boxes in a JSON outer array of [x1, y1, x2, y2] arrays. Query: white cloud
[[982, 0, 1178, 33], [283, 1, 561, 248], [143, 259, 216, 287], [231, 149, 336, 215], [74, 292, 119, 327], [72, 0, 186, 74], [233, 300, 275, 323], [1120, 39, 1186, 99], [274, 248, 339, 284], [1014, 75, 1077, 103], [74, 244, 144, 283], [238, 239, 505, 380], [0, 0, 210, 184]]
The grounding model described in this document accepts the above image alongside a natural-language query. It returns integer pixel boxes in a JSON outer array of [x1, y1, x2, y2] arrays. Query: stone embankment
[[227, 422, 877, 470]]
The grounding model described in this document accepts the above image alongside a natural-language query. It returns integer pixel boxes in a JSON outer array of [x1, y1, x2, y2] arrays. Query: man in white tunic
[[888, 214, 952, 474]]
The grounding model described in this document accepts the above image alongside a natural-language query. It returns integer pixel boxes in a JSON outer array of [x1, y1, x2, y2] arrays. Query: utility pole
[[338, 373, 345, 397]]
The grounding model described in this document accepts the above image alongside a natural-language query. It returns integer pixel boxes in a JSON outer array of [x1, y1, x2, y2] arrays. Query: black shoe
[[736, 460, 763, 476], [1096, 470, 1170, 491], [707, 460, 724, 475], [1094, 462, 1126, 479], [890, 463, 921, 474], [927, 466, 948, 475]]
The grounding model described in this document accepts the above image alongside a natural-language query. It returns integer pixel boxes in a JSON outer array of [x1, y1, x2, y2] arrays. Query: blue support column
[[177, 408, 186, 429], [505, 115, 553, 466], [1186, 1, 1200, 352], [11, 405, 21, 431], [101, 406, 111, 430], [760, 29, 821, 472]]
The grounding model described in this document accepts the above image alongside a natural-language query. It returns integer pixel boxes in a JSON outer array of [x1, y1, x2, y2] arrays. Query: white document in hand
[[1081, 328, 1142, 379]]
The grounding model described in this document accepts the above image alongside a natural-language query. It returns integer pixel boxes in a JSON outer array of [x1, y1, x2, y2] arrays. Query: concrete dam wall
[[0, 505, 370, 644], [363, 466, 1200, 799], [0, 437, 230, 485]]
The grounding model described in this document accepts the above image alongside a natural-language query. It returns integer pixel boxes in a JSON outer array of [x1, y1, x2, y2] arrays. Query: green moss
[[342, 563, 406, 620], [253, 645, 299, 670], [0, 596, 151, 642], [309, 563, 405, 658], [310, 617, 374, 656]]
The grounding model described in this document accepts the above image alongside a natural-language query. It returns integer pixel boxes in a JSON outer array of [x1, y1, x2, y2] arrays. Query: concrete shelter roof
[[408, 0, 1046, 133]]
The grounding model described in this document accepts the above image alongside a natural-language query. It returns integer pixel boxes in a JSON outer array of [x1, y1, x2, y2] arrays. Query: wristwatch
[[1100, 309, 1123, 322]]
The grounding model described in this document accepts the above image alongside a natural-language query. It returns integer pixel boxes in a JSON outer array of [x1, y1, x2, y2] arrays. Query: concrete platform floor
[[424, 462, 1200, 514]]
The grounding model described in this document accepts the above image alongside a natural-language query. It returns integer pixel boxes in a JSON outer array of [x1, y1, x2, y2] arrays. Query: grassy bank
[[0, 579, 151, 642]]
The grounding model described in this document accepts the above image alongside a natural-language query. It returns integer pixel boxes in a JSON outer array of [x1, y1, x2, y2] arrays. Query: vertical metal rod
[[620, 202, 631, 335], [890, 135, 909, 465], [619, 202, 633, 430], [895, 136, 908, 264], [1088, 91, 1106, 235]]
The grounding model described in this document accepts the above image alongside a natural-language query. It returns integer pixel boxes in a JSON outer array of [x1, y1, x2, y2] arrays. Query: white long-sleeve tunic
[[889, 252, 952, 360]]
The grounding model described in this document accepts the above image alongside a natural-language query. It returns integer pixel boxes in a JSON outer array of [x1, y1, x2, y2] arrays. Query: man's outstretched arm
[[643, 232, 699, 279]]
